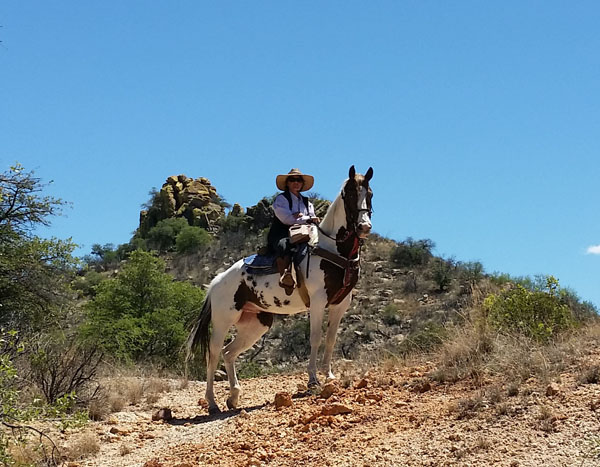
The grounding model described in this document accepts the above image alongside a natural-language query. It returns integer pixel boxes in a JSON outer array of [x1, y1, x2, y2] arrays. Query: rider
[[267, 168, 320, 293]]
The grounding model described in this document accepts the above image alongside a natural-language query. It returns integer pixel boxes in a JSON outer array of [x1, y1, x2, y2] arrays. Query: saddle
[[243, 243, 310, 276]]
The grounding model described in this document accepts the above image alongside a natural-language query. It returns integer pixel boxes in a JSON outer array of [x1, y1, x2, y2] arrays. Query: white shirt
[[273, 192, 316, 226]]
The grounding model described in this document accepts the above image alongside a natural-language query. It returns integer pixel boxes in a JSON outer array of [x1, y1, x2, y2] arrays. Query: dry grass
[[536, 405, 557, 433], [577, 364, 600, 385], [119, 444, 133, 456], [448, 392, 485, 420], [146, 377, 171, 394], [64, 431, 100, 461]]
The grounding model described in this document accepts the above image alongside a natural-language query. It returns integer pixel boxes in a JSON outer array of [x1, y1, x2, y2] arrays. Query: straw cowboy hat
[[276, 168, 314, 192]]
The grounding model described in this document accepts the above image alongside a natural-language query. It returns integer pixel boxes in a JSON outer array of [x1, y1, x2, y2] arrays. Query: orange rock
[[274, 392, 293, 408], [143, 460, 164, 467], [320, 383, 338, 399], [355, 378, 368, 389], [152, 408, 173, 422], [321, 403, 353, 416], [366, 392, 383, 402]]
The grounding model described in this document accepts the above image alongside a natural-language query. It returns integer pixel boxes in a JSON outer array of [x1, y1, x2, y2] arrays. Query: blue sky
[[2, 2, 599, 306]]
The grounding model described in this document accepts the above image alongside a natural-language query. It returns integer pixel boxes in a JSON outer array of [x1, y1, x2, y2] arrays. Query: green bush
[[397, 323, 447, 355], [390, 238, 434, 268], [429, 257, 456, 291], [381, 304, 401, 325], [483, 276, 574, 342], [147, 217, 189, 252], [81, 250, 205, 365], [175, 225, 211, 254], [458, 261, 485, 286]]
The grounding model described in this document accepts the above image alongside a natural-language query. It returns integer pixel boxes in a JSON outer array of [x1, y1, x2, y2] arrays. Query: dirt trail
[[74, 360, 600, 467]]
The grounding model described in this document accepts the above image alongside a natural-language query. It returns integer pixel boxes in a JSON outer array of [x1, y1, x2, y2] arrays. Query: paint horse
[[187, 166, 374, 414]]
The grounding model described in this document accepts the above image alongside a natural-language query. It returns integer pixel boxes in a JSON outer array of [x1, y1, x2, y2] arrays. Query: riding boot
[[276, 256, 295, 295]]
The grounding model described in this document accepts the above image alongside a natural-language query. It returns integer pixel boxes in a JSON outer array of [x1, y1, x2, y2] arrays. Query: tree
[[390, 238, 435, 268], [0, 164, 77, 332], [0, 163, 67, 235], [81, 250, 205, 365], [175, 225, 211, 254]]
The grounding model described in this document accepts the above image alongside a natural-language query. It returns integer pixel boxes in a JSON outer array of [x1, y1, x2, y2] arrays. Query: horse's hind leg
[[205, 310, 238, 415], [223, 312, 273, 410]]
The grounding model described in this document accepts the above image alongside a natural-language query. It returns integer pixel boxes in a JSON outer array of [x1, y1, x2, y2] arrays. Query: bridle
[[317, 182, 373, 245]]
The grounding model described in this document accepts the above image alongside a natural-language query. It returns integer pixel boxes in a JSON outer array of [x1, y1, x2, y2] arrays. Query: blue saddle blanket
[[243, 243, 309, 276], [243, 254, 278, 275]]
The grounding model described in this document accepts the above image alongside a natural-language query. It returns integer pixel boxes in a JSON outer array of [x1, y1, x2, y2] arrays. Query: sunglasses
[[288, 177, 304, 183]]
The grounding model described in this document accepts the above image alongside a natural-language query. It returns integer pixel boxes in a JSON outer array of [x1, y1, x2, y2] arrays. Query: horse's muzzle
[[357, 224, 371, 238]]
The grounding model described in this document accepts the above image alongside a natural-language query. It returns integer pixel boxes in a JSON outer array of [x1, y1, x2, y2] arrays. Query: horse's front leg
[[307, 304, 326, 387], [322, 294, 351, 381]]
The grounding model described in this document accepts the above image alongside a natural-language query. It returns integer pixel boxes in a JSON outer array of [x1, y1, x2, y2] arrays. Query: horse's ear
[[365, 167, 373, 182], [349, 165, 356, 180]]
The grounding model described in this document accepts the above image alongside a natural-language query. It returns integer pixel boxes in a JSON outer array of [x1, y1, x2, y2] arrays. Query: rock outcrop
[[139, 175, 225, 234]]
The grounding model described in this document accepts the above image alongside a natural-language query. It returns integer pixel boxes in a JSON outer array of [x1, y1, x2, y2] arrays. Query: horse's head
[[342, 165, 374, 238]]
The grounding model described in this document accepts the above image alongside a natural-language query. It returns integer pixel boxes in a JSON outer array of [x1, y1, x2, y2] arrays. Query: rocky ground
[[62, 353, 600, 467]]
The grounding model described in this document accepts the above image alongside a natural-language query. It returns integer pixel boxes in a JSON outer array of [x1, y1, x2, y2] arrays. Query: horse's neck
[[317, 194, 347, 252]]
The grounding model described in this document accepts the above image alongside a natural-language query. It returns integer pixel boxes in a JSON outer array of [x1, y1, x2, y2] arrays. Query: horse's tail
[[186, 291, 212, 368]]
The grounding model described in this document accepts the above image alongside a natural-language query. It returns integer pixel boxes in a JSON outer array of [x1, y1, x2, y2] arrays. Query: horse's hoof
[[208, 406, 221, 416], [226, 397, 238, 410]]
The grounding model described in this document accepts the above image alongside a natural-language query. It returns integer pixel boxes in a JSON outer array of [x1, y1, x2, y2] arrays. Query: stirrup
[[279, 271, 295, 295]]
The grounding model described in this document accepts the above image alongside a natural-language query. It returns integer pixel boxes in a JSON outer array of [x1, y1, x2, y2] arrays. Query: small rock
[[297, 383, 308, 392], [355, 378, 368, 389], [321, 403, 353, 416], [546, 383, 560, 397], [366, 392, 383, 402], [274, 392, 293, 408], [214, 370, 227, 381], [320, 383, 338, 399], [198, 398, 209, 408], [152, 408, 173, 422]]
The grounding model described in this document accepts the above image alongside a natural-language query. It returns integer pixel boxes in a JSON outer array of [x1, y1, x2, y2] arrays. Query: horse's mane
[[318, 180, 347, 236]]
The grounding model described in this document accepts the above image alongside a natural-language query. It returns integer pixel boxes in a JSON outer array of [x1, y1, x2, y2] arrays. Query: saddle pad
[[243, 254, 278, 275]]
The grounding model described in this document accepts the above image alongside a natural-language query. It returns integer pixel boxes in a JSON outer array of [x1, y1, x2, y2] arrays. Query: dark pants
[[274, 237, 292, 258]]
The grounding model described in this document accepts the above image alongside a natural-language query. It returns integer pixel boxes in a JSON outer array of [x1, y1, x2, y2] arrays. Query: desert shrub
[[428, 257, 456, 292], [27, 332, 102, 404], [146, 217, 189, 252], [175, 225, 211, 254], [237, 361, 264, 379], [483, 276, 574, 342], [397, 323, 447, 356], [220, 213, 248, 232], [381, 304, 401, 325], [277, 318, 311, 361], [81, 250, 205, 365], [72, 270, 105, 297], [390, 238, 435, 268], [430, 323, 494, 383], [458, 261, 485, 287]]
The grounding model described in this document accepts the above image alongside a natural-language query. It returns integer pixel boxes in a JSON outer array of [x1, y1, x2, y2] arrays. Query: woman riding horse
[[188, 165, 373, 414], [267, 168, 320, 294]]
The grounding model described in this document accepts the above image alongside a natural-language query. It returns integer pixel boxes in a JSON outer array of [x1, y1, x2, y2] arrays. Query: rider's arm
[[273, 195, 303, 225]]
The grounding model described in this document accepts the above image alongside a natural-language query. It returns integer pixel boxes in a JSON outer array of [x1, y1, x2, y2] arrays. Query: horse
[[187, 165, 374, 414]]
